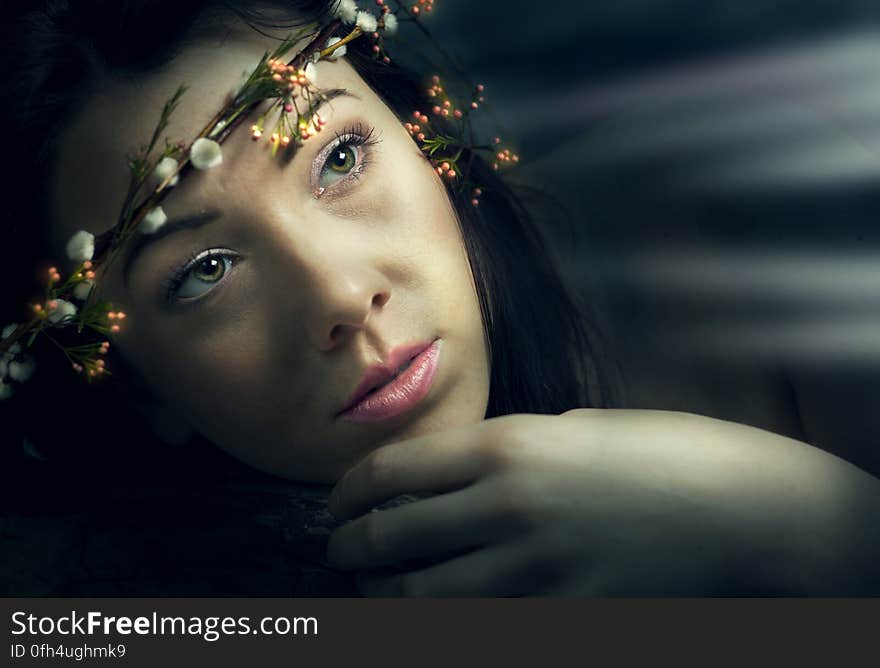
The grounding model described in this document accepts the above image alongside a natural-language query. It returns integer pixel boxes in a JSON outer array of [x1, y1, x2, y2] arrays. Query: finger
[[327, 481, 520, 570], [355, 539, 567, 597], [329, 418, 514, 520]]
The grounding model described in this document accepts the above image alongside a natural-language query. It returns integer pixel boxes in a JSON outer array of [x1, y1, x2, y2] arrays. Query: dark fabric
[[1, 471, 358, 596]]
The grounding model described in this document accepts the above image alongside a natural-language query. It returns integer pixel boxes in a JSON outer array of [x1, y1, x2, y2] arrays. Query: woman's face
[[49, 23, 491, 482]]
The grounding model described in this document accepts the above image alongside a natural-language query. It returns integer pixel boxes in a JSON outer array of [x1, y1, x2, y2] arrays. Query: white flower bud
[[383, 13, 398, 35], [152, 156, 180, 187], [324, 37, 347, 60], [66, 230, 95, 262], [46, 299, 77, 326], [356, 10, 378, 33], [333, 0, 358, 24], [8, 356, 35, 382], [141, 207, 168, 235], [190, 137, 223, 170], [1, 323, 17, 339]]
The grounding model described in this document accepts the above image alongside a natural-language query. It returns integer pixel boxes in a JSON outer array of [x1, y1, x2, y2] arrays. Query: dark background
[[423, 0, 880, 477]]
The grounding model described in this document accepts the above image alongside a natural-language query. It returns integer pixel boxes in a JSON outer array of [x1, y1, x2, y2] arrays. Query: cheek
[[373, 136, 484, 311], [117, 321, 328, 476], [116, 297, 297, 422], [383, 149, 489, 392], [400, 159, 480, 315], [370, 140, 471, 273]]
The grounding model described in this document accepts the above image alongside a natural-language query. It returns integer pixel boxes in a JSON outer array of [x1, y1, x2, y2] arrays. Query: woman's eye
[[319, 142, 360, 188], [313, 124, 378, 194], [169, 252, 235, 301]]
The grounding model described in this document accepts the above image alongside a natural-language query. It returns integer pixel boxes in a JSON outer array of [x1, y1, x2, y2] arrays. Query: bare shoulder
[[559, 408, 698, 421]]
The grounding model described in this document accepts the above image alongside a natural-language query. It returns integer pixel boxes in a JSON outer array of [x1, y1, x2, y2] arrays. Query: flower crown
[[0, 0, 519, 400]]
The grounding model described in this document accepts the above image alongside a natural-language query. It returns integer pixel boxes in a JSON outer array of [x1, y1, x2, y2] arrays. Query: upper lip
[[338, 339, 435, 415]]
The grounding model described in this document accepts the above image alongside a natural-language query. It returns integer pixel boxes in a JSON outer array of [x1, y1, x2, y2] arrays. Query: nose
[[260, 207, 393, 352], [307, 273, 392, 351]]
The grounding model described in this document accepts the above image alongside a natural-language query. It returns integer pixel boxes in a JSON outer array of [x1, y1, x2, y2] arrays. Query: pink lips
[[339, 339, 442, 422]]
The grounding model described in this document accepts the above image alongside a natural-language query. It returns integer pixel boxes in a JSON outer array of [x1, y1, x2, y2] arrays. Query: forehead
[[49, 23, 365, 254]]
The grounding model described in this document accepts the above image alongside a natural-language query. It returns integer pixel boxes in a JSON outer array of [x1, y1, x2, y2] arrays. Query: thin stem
[[317, 26, 363, 58], [40, 331, 75, 366], [389, 1, 471, 86]]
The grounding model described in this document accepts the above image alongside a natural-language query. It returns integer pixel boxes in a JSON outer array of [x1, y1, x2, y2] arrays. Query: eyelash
[[161, 121, 379, 306], [161, 248, 239, 305], [312, 121, 379, 195]]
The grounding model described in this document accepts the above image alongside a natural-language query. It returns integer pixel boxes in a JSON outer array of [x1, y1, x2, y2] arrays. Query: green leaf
[[145, 86, 187, 157]]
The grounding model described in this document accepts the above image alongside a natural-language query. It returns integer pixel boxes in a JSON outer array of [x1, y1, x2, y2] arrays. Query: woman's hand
[[326, 410, 880, 596]]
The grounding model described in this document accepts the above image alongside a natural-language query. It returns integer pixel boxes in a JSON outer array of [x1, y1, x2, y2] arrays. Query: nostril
[[328, 323, 345, 343], [372, 291, 390, 308]]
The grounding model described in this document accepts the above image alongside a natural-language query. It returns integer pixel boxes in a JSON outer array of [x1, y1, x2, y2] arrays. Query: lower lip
[[340, 339, 442, 423]]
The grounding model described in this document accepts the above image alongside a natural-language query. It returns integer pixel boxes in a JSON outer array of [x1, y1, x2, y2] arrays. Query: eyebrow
[[122, 211, 221, 287], [120, 89, 360, 286]]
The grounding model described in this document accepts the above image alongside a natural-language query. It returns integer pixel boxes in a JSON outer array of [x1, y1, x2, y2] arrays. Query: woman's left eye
[[319, 143, 360, 187], [314, 123, 378, 194]]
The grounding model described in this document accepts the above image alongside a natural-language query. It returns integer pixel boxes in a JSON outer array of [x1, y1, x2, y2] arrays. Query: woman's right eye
[[164, 250, 238, 303]]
